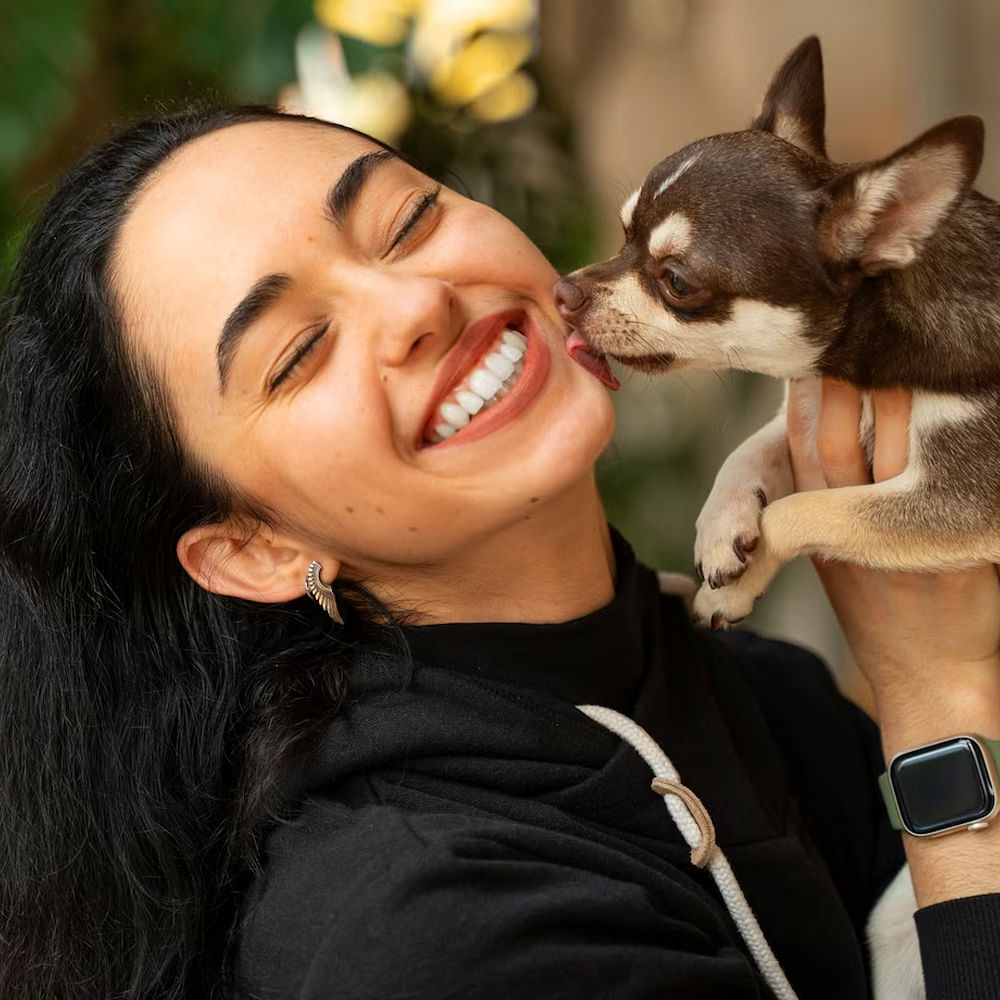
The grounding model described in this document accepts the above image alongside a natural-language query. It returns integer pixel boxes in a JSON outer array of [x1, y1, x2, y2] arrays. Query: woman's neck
[[369, 477, 616, 625]]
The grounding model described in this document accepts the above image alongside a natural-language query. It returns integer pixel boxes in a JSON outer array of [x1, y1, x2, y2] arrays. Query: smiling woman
[[114, 117, 614, 618], [2, 106, 1000, 1000]]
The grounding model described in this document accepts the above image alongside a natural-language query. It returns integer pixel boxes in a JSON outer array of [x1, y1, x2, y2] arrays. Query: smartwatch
[[879, 734, 1000, 837]]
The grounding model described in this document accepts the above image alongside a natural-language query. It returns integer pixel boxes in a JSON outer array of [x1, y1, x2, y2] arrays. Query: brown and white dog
[[555, 36, 1000, 629]]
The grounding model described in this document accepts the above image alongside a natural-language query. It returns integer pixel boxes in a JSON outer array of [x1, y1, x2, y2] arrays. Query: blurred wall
[[539, 0, 1000, 701]]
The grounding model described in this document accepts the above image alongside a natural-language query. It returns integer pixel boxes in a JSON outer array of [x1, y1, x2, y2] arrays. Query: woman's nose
[[370, 273, 457, 368]]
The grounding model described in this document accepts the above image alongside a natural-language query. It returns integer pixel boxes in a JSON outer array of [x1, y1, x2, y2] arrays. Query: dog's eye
[[654, 259, 700, 305], [665, 269, 691, 297]]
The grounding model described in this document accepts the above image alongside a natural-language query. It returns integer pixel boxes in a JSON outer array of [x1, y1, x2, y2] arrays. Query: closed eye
[[268, 323, 330, 394], [389, 185, 441, 253]]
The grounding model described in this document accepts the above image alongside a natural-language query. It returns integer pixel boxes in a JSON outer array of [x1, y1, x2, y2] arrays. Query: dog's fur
[[556, 36, 1000, 627]]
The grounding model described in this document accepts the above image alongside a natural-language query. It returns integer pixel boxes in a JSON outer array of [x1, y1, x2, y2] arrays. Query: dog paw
[[693, 579, 759, 630], [694, 486, 768, 590]]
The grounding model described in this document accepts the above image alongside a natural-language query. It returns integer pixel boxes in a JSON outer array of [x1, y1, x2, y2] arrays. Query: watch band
[[879, 734, 1000, 834], [877, 770, 903, 830]]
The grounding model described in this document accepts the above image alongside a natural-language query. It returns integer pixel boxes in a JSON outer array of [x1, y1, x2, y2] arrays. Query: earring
[[305, 561, 344, 624]]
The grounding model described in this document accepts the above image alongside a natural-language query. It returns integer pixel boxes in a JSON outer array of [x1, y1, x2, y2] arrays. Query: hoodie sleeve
[[915, 894, 1000, 1000]]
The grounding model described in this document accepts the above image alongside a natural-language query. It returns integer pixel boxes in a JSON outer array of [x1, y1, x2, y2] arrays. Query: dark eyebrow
[[324, 149, 396, 227], [217, 272, 293, 392], [216, 150, 396, 393]]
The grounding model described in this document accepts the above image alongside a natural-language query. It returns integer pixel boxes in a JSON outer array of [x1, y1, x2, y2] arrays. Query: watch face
[[891, 737, 996, 836]]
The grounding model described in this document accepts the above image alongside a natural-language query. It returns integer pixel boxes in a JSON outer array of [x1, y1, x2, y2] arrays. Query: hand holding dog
[[788, 378, 1000, 703], [790, 377, 1000, 907]]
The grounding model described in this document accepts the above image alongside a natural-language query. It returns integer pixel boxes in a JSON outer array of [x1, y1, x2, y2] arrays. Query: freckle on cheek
[[529, 497, 540, 503], [376, 506, 385, 515], [408, 526, 418, 532], [345, 506, 354, 514]]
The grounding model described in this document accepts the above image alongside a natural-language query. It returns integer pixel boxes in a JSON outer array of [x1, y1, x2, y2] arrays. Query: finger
[[817, 378, 869, 487], [787, 378, 827, 491], [871, 387, 911, 482]]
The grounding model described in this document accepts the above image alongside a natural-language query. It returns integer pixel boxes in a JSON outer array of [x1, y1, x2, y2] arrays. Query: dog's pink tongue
[[565, 331, 620, 390]]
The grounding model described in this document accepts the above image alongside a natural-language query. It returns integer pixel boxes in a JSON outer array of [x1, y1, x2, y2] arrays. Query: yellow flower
[[430, 30, 533, 106], [315, 0, 426, 47], [468, 70, 537, 123], [411, 0, 535, 75]]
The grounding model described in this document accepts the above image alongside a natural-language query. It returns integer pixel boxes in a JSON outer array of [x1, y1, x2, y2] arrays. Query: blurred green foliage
[[1, 0, 313, 280]]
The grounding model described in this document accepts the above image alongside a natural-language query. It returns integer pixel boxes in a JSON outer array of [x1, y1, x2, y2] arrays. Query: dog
[[554, 35, 1000, 628]]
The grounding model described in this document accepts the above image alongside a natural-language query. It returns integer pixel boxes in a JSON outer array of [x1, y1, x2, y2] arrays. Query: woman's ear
[[176, 522, 340, 604]]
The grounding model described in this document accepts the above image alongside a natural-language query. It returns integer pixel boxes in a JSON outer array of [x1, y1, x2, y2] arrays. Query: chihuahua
[[555, 36, 1000, 628]]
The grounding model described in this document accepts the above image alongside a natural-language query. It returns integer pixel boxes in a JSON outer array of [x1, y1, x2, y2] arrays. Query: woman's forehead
[[114, 121, 381, 367], [131, 119, 382, 226]]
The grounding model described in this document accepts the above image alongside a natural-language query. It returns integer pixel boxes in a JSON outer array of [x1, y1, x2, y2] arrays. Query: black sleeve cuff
[[915, 893, 1000, 1000]]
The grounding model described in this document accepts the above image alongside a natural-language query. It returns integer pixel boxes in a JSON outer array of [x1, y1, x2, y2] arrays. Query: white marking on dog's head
[[619, 188, 641, 230], [648, 213, 693, 259], [715, 300, 817, 376], [654, 154, 700, 199], [584, 276, 818, 379], [607, 272, 657, 329]]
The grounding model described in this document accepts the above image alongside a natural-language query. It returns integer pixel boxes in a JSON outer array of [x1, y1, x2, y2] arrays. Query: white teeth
[[468, 368, 502, 400], [484, 351, 515, 380], [425, 327, 529, 443], [439, 401, 470, 429], [456, 390, 485, 415]]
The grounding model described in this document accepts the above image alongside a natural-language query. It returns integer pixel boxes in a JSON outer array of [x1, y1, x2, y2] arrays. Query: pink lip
[[418, 308, 551, 449]]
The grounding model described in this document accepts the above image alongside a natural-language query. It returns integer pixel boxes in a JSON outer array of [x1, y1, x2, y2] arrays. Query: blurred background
[[4, 0, 1000, 703]]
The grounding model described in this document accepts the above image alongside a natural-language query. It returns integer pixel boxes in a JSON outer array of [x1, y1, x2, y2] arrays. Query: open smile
[[419, 309, 550, 448]]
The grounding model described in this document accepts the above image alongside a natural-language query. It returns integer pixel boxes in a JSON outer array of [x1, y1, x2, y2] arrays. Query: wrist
[[873, 662, 1000, 908], [873, 656, 1000, 758]]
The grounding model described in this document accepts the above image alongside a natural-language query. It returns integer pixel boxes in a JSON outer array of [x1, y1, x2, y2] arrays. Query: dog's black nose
[[553, 276, 591, 319]]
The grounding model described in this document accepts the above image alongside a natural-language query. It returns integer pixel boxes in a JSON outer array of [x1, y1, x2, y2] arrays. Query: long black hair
[[0, 107, 398, 999]]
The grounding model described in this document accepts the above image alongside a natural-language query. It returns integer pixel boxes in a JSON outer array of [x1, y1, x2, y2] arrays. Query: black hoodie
[[238, 531, 999, 999]]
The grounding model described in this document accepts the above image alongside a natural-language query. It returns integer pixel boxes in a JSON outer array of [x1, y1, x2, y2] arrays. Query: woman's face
[[115, 120, 615, 601]]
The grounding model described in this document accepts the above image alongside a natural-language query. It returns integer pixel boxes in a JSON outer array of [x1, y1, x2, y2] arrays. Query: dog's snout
[[553, 276, 592, 320]]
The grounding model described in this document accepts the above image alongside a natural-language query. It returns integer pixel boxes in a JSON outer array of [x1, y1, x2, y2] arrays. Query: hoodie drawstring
[[576, 703, 799, 1000]]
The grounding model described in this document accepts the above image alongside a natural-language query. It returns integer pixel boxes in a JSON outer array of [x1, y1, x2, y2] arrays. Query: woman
[[1, 105, 998, 999]]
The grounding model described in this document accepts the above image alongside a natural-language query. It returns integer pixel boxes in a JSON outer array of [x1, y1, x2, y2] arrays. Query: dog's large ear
[[817, 116, 984, 275], [751, 36, 826, 158]]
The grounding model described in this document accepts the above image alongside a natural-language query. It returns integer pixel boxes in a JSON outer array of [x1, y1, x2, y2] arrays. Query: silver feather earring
[[305, 561, 344, 625]]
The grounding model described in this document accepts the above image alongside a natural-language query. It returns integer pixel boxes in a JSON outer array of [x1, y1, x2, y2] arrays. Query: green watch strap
[[878, 771, 903, 830], [878, 735, 1000, 833]]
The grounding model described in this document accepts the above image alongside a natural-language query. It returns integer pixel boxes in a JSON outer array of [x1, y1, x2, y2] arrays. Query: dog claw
[[710, 612, 723, 630], [755, 487, 768, 508], [695, 562, 704, 584]]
